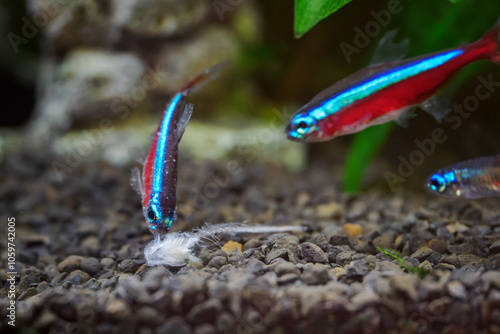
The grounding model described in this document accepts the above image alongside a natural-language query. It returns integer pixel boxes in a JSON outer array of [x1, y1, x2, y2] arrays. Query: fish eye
[[429, 175, 446, 192], [297, 121, 308, 129], [292, 116, 317, 136], [147, 207, 157, 223]]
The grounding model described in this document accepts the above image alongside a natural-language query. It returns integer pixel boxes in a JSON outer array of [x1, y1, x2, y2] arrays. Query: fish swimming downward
[[285, 21, 500, 142], [426, 155, 500, 199], [131, 62, 225, 236]]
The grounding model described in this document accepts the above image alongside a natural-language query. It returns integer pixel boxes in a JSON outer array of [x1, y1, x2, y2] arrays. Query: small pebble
[[277, 273, 299, 285], [243, 238, 261, 251], [434, 263, 456, 271], [447, 280, 467, 300], [119, 259, 139, 273], [329, 235, 352, 248], [489, 240, 500, 254], [372, 231, 395, 250], [343, 223, 363, 237], [80, 257, 102, 276], [446, 222, 469, 233], [221, 241, 243, 254], [106, 299, 131, 322], [300, 242, 329, 264], [208, 256, 228, 269], [428, 239, 448, 254], [331, 267, 346, 279], [274, 261, 300, 276], [66, 270, 91, 285], [301, 264, 330, 285], [418, 260, 433, 272], [411, 247, 433, 262], [316, 202, 343, 219], [57, 255, 85, 273], [101, 258, 115, 269]]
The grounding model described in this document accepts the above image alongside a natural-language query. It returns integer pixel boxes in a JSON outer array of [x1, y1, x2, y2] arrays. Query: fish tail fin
[[479, 19, 500, 62], [179, 60, 229, 95]]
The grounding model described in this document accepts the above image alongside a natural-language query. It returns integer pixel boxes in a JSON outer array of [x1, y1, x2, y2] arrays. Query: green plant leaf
[[376, 247, 430, 278], [294, 0, 353, 38], [343, 123, 393, 193]]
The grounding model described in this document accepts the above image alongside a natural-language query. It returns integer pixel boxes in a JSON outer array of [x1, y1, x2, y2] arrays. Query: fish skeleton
[[285, 21, 500, 142], [426, 155, 500, 199]]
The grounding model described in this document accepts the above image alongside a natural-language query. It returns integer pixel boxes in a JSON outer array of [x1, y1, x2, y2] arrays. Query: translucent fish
[[425, 155, 500, 199]]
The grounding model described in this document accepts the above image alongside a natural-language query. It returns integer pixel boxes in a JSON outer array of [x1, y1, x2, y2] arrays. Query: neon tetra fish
[[426, 155, 500, 199], [285, 21, 500, 142], [132, 62, 225, 236]]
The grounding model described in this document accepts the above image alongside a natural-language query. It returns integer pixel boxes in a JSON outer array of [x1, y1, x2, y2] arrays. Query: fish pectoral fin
[[148, 132, 156, 142], [175, 102, 194, 144], [130, 167, 144, 197], [370, 29, 410, 65], [394, 106, 418, 128], [420, 79, 460, 122], [128, 146, 147, 164]]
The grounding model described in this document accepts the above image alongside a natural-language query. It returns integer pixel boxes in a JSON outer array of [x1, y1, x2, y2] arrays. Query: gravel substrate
[[1, 147, 500, 334]]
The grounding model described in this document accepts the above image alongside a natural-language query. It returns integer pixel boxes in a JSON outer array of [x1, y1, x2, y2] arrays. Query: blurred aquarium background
[[1, 0, 499, 194]]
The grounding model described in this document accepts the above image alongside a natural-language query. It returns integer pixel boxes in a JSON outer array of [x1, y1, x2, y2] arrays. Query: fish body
[[426, 155, 500, 199], [286, 22, 500, 142], [136, 63, 225, 236]]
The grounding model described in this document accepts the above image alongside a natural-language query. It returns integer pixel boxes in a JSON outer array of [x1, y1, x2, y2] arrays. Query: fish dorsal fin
[[370, 29, 409, 65], [130, 167, 144, 197], [175, 103, 193, 143], [305, 32, 408, 109]]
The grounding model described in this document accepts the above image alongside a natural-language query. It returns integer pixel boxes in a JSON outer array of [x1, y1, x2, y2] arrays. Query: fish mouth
[[284, 123, 308, 142], [286, 132, 305, 142]]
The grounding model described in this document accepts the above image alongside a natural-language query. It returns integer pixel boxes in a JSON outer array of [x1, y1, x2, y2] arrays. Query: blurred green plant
[[294, 0, 354, 38], [344, 123, 393, 192], [343, 0, 499, 192], [377, 247, 430, 278]]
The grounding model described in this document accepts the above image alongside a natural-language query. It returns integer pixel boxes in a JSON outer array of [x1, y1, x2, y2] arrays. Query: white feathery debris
[[144, 223, 305, 267]]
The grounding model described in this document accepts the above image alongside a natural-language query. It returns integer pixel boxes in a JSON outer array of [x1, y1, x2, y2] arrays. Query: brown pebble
[[489, 240, 500, 254], [221, 241, 242, 254], [300, 242, 329, 264], [208, 256, 228, 269], [411, 246, 433, 262], [343, 223, 363, 238], [188, 262, 204, 270], [331, 267, 346, 279], [57, 255, 85, 273], [243, 238, 261, 251], [316, 202, 344, 219], [446, 222, 469, 233], [66, 269, 91, 284], [80, 236, 100, 253], [428, 239, 448, 254], [106, 299, 131, 322]]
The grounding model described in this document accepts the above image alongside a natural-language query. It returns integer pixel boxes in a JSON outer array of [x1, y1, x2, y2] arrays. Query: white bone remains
[[144, 223, 305, 267]]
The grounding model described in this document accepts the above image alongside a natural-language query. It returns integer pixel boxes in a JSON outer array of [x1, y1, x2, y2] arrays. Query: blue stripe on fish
[[152, 93, 182, 193], [309, 50, 464, 121]]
